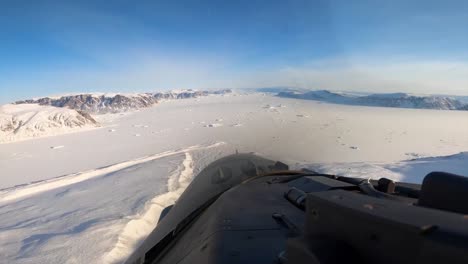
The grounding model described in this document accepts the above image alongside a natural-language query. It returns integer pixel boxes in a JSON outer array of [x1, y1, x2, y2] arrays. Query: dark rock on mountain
[[14, 89, 233, 114], [277, 90, 467, 110]]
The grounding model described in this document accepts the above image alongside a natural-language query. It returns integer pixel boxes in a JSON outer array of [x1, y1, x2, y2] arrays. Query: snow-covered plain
[[1, 93, 468, 263]]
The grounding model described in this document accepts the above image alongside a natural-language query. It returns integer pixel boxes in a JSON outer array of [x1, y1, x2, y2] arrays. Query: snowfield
[[0, 143, 228, 264], [1, 93, 468, 263]]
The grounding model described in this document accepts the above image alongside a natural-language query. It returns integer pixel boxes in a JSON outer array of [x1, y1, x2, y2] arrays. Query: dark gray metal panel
[[125, 152, 467, 264], [153, 176, 305, 264], [418, 171, 468, 214], [124, 154, 279, 264], [306, 190, 468, 231], [304, 190, 468, 264], [288, 176, 354, 192], [178, 229, 288, 264]]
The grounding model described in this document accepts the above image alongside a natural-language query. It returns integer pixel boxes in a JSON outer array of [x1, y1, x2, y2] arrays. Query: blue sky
[[1, 0, 468, 103]]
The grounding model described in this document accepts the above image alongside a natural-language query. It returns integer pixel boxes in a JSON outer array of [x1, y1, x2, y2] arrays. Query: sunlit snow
[[1, 93, 468, 263]]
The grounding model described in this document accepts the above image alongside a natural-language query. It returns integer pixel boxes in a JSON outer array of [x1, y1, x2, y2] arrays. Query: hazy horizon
[[4, 85, 468, 105]]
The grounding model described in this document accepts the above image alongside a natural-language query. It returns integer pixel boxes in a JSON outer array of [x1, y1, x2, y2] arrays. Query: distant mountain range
[[1, 89, 232, 143], [14, 89, 233, 114], [267, 88, 467, 111]]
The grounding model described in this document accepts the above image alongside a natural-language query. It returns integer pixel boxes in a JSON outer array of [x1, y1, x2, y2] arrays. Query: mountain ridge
[[276, 89, 467, 110], [14, 89, 233, 114]]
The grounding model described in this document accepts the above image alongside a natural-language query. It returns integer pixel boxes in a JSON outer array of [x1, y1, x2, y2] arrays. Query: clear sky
[[1, 0, 468, 103]]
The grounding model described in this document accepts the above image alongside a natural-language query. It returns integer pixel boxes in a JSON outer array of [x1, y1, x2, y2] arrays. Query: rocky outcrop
[[277, 90, 467, 111], [355, 93, 464, 110], [14, 89, 233, 114], [15, 94, 158, 114]]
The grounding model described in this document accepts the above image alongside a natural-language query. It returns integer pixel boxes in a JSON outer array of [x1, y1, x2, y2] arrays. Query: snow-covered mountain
[[277, 89, 467, 110], [2, 89, 232, 143], [454, 104, 468, 111], [254, 87, 305, 94], [0, 104, 99, 143], [278, 90, 354, 104], [14, 89, 232, 114], [356, 93, 464, 110], [15, 93, 158, 114]]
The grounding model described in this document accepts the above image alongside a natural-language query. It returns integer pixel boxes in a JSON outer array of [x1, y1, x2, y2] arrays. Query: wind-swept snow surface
[[0, 143, 228, 264], [297, 151, 468, 184], [1, 93, 468, 263]]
